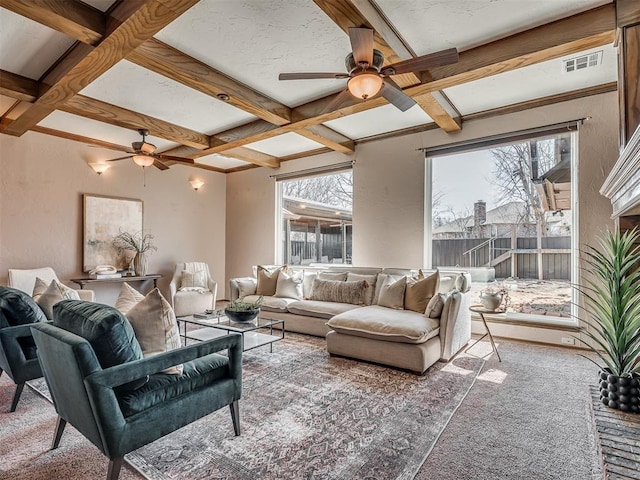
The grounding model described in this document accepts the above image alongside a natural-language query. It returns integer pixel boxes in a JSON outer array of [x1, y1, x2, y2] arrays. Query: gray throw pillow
[[377, 276, 407, 310], [310, 278, 367, 305]]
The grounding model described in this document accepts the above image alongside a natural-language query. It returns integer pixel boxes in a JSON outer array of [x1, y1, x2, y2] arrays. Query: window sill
[[471, 311, 580, 331]]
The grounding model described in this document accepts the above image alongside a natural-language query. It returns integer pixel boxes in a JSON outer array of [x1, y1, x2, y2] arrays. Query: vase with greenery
[[112, 231, 157, 276], [225, 296, 263, 323], [576, 228, 640, 413]]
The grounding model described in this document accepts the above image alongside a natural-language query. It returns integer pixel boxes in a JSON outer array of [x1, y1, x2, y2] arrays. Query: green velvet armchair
[[31, 302, 243, 480], [0, 287, 48, 412]]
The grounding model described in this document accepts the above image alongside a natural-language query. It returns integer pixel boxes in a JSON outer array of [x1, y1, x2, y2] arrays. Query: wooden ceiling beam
[[0, 0, 200, 137], [0, 70, 38, 102], [31, 125, 132, 152], [60, 94, 211, 149], [314, 0, 462, 132], [127, 38, 292, 126], [0, 0, 106, 45], [223, 147, 280, 168], [297, 125, 355, 153], [189, 3, 615, 157]]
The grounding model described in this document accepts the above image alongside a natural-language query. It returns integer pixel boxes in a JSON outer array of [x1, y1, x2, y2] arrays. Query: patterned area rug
[[125, 334, 484, 480]]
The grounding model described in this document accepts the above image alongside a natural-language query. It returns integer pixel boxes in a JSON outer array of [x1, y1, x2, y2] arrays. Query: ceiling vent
[[562, 51, 603, 73]]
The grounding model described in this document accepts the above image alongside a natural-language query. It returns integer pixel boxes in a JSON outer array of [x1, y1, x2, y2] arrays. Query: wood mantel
[[600, 124, 640, 217]]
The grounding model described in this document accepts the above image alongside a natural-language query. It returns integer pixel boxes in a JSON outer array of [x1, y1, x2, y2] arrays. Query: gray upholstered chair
[[0, 287, 48, 411], [8, 267, 95, 301], [169, 262, 217, 317], [31, 300, 242, 480]]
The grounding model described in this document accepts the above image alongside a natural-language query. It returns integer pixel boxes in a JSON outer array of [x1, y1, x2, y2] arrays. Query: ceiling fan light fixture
[[133, 154, 154, 168], [347, 72, 383, 100]]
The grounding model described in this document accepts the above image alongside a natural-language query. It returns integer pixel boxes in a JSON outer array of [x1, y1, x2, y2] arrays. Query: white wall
[[0, 131, 226, 305]]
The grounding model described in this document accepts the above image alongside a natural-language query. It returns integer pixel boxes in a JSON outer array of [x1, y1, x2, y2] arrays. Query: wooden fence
[[432, 236, 571, 280]]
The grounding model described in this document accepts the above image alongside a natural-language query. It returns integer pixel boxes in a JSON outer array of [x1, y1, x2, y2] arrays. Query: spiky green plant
[[576, 228, 640, 377], [225, 296, 263, 312]]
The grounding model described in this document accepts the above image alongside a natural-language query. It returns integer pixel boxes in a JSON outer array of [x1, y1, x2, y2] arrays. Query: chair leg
[[9, 383, 25, 412], [52, 416, 67, 449], [230, 400, 240, 436], [107, 457, 124, 480]]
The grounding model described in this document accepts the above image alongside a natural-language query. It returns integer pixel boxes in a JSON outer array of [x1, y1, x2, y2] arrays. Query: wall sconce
[[190, 179, 204, 191], [90, 163, 110, 175]]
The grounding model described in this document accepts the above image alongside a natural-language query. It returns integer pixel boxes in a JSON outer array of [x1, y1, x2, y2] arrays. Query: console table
[[70, 274, 162, 290]]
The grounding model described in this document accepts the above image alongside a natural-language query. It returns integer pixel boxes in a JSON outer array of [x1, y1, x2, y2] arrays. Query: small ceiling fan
[[107, 129, 195, 170], [279, 27, 459, 112]]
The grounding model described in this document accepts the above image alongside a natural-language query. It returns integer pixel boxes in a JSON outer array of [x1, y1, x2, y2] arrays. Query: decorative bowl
[[225, 308, 260, 323], [480, 293, 503, 311]]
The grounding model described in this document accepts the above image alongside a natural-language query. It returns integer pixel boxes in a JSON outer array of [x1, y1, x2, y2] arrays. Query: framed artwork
[[83, 194, 143, 272]]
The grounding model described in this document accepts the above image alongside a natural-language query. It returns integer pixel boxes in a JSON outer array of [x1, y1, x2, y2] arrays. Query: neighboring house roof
[[433, 202, 533, 234]]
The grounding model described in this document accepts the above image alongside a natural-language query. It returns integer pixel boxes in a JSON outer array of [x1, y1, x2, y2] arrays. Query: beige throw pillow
[[310, 278, 367, 305], [115, 282, 145, 315], [404, 270, 440, 313], [180, 270, 208, 290], [237, 277, 257, 298], [256, 266, 283, 296], [274, 270, 303, 299], [346, 273, 377, 305], [372, 273, 403, 305], [126, 288, 183, 375], [33, 277, 80, 319], [318, 272, 348, 281], [377, 276, 407, 310], [425, 293, 446, 318]]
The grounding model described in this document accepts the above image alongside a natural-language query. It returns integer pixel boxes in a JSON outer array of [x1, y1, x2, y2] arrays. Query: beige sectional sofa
[[229, 265, 472, 374]]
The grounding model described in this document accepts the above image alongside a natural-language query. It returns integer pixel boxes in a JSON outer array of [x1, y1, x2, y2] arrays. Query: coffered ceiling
[[0, 0, 618, 173]]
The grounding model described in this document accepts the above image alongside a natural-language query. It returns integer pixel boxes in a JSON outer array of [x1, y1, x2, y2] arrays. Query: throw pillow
[[0, 286, 46, 359], [256, 266, 283, 296], [404, 270, 440, 313], [425, 293, 446, 318], [454, 273, 470, 293], [33, 278, 80, 320], [372, 273, 403, 305], [274, 270, 303, 299], [317, 272, 348, 281], [310, 278, 367, 305], [125, 288, 183, 375], [115, 282, 144, 315], [302, 271, 317, 299], [180, 269, 208, 290], [237, 277, 257, 298], [53, 300, 146, 390], [346, 273, 377, 305], [377, 276, 407, 310]]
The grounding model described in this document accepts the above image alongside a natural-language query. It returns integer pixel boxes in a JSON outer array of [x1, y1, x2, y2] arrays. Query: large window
[[426, 127, 578, 322], [276, 169, 353, 265]]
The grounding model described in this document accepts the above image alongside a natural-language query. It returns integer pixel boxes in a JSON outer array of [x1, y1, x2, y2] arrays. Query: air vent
[[562, 51, 603, 73]]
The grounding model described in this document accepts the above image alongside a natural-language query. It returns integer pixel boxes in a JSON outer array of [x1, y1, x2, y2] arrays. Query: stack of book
[[89, 272, 123, 279]]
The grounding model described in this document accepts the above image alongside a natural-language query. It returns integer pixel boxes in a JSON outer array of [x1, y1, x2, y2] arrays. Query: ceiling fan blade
[[156, 154, 195, 164], [279, 72, 350, 80], [153, 159, 170, 170], [381, 80, 416, 112], [382, 47, 459, 75], [349, 27, 374, 66], [107, 155, 133, 162], [321, 88, 355, 115]]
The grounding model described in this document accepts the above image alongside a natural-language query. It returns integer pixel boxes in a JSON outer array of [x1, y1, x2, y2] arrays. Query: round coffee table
[[467, 305, 503, 362]]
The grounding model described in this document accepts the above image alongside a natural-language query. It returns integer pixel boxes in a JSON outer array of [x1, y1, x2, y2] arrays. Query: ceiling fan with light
[[279, 27, 459, 112], [107, 129, 195, 170]]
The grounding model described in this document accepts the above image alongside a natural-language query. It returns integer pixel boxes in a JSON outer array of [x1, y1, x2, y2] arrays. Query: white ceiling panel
[[155, 0, 351, 107], [37, 111, 177, 153], [325, 103, 433, 139], [80, 60, 257, 134], [444, 44, 617, 116], [245, 132, 325, 157], [197, 154, 250, 169], [0, 8, 75, 79], [379, 0, 610, 54]]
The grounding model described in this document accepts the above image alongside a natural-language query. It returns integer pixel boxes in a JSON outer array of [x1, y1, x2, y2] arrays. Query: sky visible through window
[[432, 149, 499, 219]]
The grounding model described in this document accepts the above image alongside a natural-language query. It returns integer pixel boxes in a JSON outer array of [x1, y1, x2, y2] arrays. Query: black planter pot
[[599, 369, 640, 413], [225, 308, 259, 323]]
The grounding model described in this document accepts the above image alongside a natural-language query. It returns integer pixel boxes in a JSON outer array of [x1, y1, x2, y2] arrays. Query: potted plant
[[112, 231, 157, 276], [576, 228, 640, 413], [225, 296, 263, 323]]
